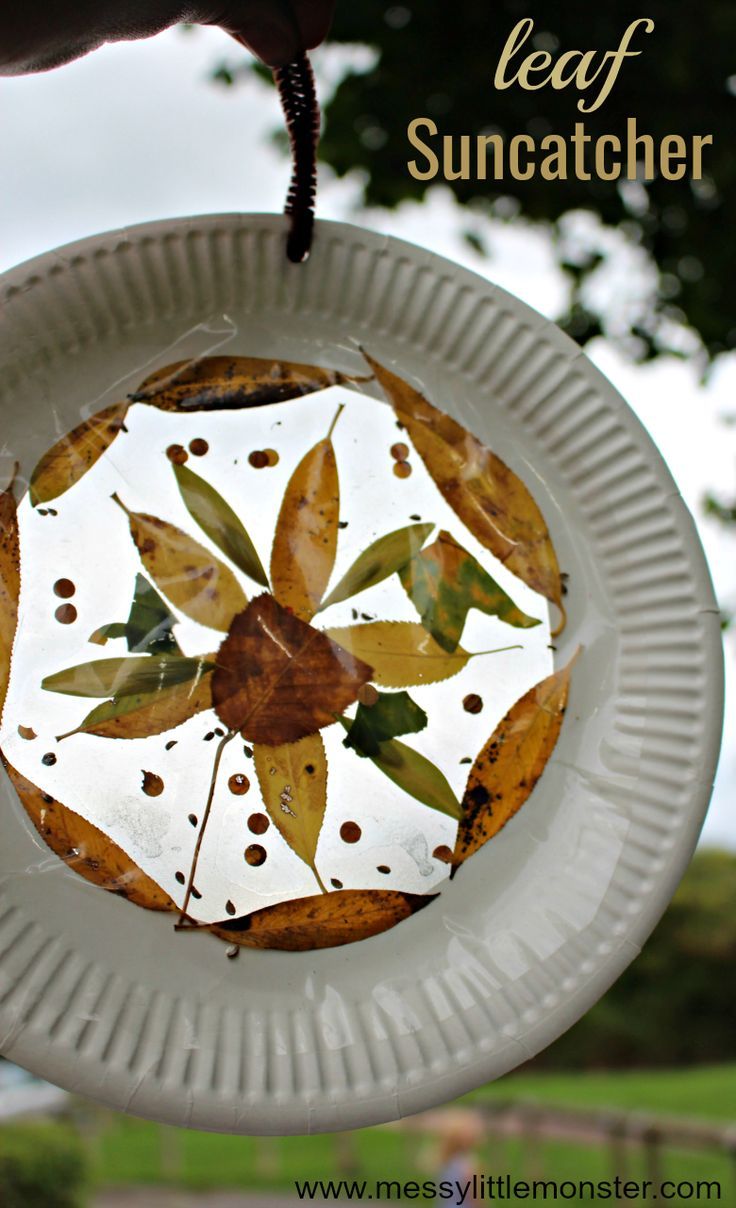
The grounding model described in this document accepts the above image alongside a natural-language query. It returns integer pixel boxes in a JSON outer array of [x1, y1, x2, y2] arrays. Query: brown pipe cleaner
[[273, 52, 319, 263]]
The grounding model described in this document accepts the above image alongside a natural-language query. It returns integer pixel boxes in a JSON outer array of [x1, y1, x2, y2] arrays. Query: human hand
[[0, 0, 336, 75]]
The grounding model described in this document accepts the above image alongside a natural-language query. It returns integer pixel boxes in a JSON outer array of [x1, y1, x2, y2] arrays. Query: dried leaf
[[319, 522, 433, 612], [253, 734, 328, 889], [270, 409, 341, 620], [208, 888, 436, 951], [173, 462, 268, 588], [59, 671, 215, 740], [364, 353, 565, 632], [29, 402, 129, 505], [399, 530, 539, 651], [324, 622, 472, 687], [3, 756, 175, 911], [113, 494, 248, 631], [213, 593, 372, 744], [343, 690, 427, 758], [88, 622, 128, 646], [0, 472, 20, 721], [42, 654, 214, 699], [131, 356, 349, 412], [453, 650, 579, 867], [337, 720, 460, 819]]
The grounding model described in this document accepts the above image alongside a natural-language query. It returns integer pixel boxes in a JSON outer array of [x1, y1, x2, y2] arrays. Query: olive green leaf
[[42, 654, 214, 699], [343, 690, 427, 758], [338, 719, 460, 820], [88, 622, 128, 646], [399, 530, 540, 651], [173, 462, 268, 588], [319, 522, 434, 611]]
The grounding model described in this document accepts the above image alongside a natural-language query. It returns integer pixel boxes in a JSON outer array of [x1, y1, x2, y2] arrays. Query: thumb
[[214, 0, 335, 67]]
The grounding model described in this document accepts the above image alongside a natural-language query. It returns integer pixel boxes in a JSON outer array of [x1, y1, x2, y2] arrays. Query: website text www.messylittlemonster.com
[[294, 1173, 721, 1202]]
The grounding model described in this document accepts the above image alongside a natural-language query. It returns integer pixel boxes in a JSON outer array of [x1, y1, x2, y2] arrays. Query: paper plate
[[0, 215, 723, 1134]]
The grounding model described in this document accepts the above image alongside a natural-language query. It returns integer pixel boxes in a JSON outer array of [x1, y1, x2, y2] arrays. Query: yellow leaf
[[2, 756, 176, 912], [30, 402, 129, 505], [364, 353, 566, 635], [131, 356, 349, 412], [113, 494, 248, 631], [253, 734, 328, 892], [325, 621, 471, 687], [270, 407, 342, 620], [208, 888, 436, 951], [0, 472, 20, 722], [59, 669, 215, 740], [453, 649, 579, 867]]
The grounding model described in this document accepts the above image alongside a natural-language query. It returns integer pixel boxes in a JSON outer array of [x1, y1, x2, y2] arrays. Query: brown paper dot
[[357, 683, 379, 707], [42, 752, 57, 767], [189, 438, 209, 457], [248, 450, 269, 469], [175, 871, 185, 885], [188, 813, 198, 827], [330, 878, 343, 889], [166, 444, 188, 465], [390, 442, 409, 461], [225, 899, 236, 916], [393, 460, 412, 479], [53, 578, 76, 599], [142, 771, 164, 797], [191, 887, 202, 900], [228, 773, 250, 796], [264, 448, 280, 467], [247, 812, 270, 835], [340, 821, 362, 844], [433, 845, 454, 864], [377, 865, 391, 875], [55, 604, 77, 625], [463, 693, 484, 714], [245, 844, 267, 867]]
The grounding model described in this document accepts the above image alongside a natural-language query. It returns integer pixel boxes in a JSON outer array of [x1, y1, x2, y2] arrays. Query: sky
[[1, 25, 733, 846]]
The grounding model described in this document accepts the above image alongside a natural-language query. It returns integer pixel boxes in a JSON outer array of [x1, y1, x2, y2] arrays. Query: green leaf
[[59, 670, 215, 741], [173, 462, 268, 587], [88, 622, 128, 646], [338, 719, 460, 820], [319, 523, 434, 611], [42, 654, 214, 699], [399, 530, 540, 651], [342, 690, 427, 758], [125, 573, 181, 655]]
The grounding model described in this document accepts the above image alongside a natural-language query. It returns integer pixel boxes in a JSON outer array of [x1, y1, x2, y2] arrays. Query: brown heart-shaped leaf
[[30, 402, 129, 505], [208, 888, 436, 951], [3, 756, 175, 912], [0, 470, 20, 721], [453, 649, 579, 868], [212, 593, 373, 744]]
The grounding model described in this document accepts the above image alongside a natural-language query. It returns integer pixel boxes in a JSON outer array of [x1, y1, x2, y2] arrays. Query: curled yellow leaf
[[113, 494, 248, 632], [326, 622, 471, 687], [270, 408, 342, 620], [3, 756, 175, 912], [453, 649, 579, 868], [30, 402, 129, 505], [364, 352, 566, 635]]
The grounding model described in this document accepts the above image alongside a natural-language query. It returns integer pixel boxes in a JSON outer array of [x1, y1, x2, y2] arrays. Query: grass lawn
[[85, 1065, 735, 1202]]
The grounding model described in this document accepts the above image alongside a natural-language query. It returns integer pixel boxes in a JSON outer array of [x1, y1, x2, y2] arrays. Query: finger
[[217, 0, 335, 67]]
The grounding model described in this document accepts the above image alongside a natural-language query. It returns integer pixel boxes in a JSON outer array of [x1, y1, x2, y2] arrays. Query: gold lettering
[[659, 135, 687, 180], [407, 118, 439, 181], [572, 122, 592, 180], [444, 134, 471, 180], [626, 116, 654, 179], [692, 135, 713, 180], [595, 134, 622, 180], [476, 133, 505, 181], [578, 19, 655, 113], [494, 18, 535, 90], [509, 134, 535, 180], [540, 134, 567, 180]]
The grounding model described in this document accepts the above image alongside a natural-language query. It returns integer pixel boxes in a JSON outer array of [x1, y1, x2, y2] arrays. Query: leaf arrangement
[[0, 351, 576, 953]]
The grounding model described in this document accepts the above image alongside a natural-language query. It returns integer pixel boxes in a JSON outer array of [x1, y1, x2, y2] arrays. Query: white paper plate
[[0, 215, 723, 1134]]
